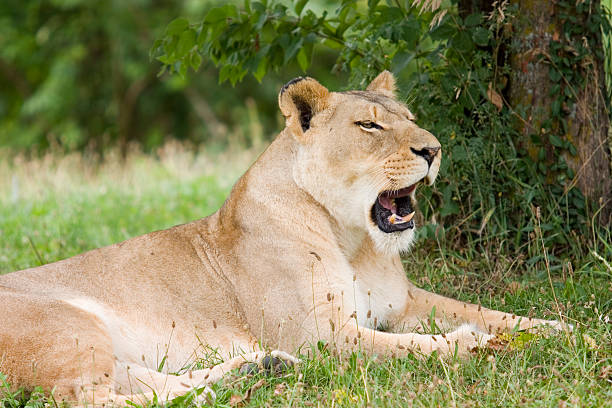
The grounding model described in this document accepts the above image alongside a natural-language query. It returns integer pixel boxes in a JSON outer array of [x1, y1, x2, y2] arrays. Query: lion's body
[[0, 72, 563, 406]]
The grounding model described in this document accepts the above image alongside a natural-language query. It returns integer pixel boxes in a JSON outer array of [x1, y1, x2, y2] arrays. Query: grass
[[0, 144, 611, 407], [0, 143, 256, 274]]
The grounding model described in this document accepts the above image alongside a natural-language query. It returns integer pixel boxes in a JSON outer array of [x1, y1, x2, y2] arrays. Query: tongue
[[378, 196, 397, 213]]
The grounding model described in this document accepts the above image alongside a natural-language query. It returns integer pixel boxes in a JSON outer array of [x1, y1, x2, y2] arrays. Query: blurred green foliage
[[0, 0, 340, 153]]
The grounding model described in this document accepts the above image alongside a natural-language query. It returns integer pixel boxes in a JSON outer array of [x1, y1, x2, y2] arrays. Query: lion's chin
[[367, 223, 416, 255]]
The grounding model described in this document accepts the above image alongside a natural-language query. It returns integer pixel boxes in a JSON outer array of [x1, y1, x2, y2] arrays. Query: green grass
[[0, 145, 254, 273], [0, 146, 610, 407]]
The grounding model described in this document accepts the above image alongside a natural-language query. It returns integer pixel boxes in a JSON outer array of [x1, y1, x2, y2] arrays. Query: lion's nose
[[411, 146, 440, 166]]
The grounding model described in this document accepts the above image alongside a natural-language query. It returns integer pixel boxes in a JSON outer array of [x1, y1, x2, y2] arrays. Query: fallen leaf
[[599, 365, 611, 381], [274, 382, 286, 396], [487, 82, 503, 111], [245, 378, 267, 400], [229, 394, 243, 406], [486, 334, 510, 351]]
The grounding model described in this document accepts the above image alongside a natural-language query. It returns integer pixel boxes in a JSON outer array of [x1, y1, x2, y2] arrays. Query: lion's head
[[279, 71, 441, 254]]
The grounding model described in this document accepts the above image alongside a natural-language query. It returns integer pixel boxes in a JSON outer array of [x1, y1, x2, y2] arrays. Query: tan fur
[[0, 71, 566, 406], [366, 70, 396, 97]]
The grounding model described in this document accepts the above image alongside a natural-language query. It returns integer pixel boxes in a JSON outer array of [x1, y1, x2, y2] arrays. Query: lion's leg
[[109, 362, 217, 406], [397, 286, 566, 334], [0, 290, 116, 405], [304, 302, 491, 357], [326, 317, 492, 357], [109, 350, 299, 406]]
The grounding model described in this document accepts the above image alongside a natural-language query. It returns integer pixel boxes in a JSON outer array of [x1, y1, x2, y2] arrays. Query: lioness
[[1, 71, 563, 406]]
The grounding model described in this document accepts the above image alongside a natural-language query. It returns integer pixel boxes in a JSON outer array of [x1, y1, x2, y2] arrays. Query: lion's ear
[[366, 70, 396, 97], [278, 77, 330, 140]]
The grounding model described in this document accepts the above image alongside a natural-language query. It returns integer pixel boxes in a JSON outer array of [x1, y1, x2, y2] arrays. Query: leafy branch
[[151, 0, 442, 86]]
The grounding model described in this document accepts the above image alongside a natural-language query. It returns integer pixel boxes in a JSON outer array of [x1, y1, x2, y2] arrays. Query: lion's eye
[[355, 121, 383, 131]]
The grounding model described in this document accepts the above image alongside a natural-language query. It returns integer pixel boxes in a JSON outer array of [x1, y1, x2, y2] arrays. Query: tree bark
[[460, 0, 612, 225], [565, 51, 611, 225], [507, 0, 611, 225]]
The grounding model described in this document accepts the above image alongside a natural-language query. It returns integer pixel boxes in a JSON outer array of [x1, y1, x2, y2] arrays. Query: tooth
[[389, 214, 399, 224], [388, 211, 415, 225], [403, 211, 415, 222]]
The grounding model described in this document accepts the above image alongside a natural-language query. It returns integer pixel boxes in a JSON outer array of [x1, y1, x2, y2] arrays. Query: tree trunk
[[460, 0, 612, 225], [565, 52, 612, 226], [507, 0, 611, 225], [458, 0, 494, 17]]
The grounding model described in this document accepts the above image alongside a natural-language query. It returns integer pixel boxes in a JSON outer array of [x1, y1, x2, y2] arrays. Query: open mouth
[[371, 184, 418, 233]]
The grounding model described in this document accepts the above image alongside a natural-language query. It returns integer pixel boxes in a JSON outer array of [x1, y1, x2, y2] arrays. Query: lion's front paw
[[436, 324, 495, 356], [529, 318, 574, 334], [238, 350, 299, 376], [270, 350, 300, 365], [177, 385, 216, 406]]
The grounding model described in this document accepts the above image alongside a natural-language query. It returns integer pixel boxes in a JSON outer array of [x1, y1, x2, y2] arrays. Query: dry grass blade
[[412, 0, 443, 13]]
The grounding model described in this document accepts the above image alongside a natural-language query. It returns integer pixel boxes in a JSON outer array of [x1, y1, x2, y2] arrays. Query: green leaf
[[294, 0, 308, 16], [452, 30, 473, 53], [440, 201, 460, 217], [550, 83, 561, 95], [429, 20, 454, 40], [300, 9, 318, 28], [190, 52, 202, 71], [219, 64, 233, 83], [165, 18, 189, 36], [550, 134, 563, 147], [367, 0, 380, 11], [176, 29, 196, 57], [204, 5, 238, 24], [156, 54, 171, 65], [464, 13, 482, 27], [440, 184, 460, 217], [472, 27, 490, 47], [538, 148, 546, 161], [549, 68, 562, 82], [297, 47, 309, 71], [551, 98, 561, 115], [391, 50, 414, 73], [253, 56, 268, 81], [178, 61, 187, 78], [284, 37, 303, 64]]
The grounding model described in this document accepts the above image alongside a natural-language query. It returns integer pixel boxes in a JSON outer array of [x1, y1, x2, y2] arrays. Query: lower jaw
[[370, 203, 414, 233]]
